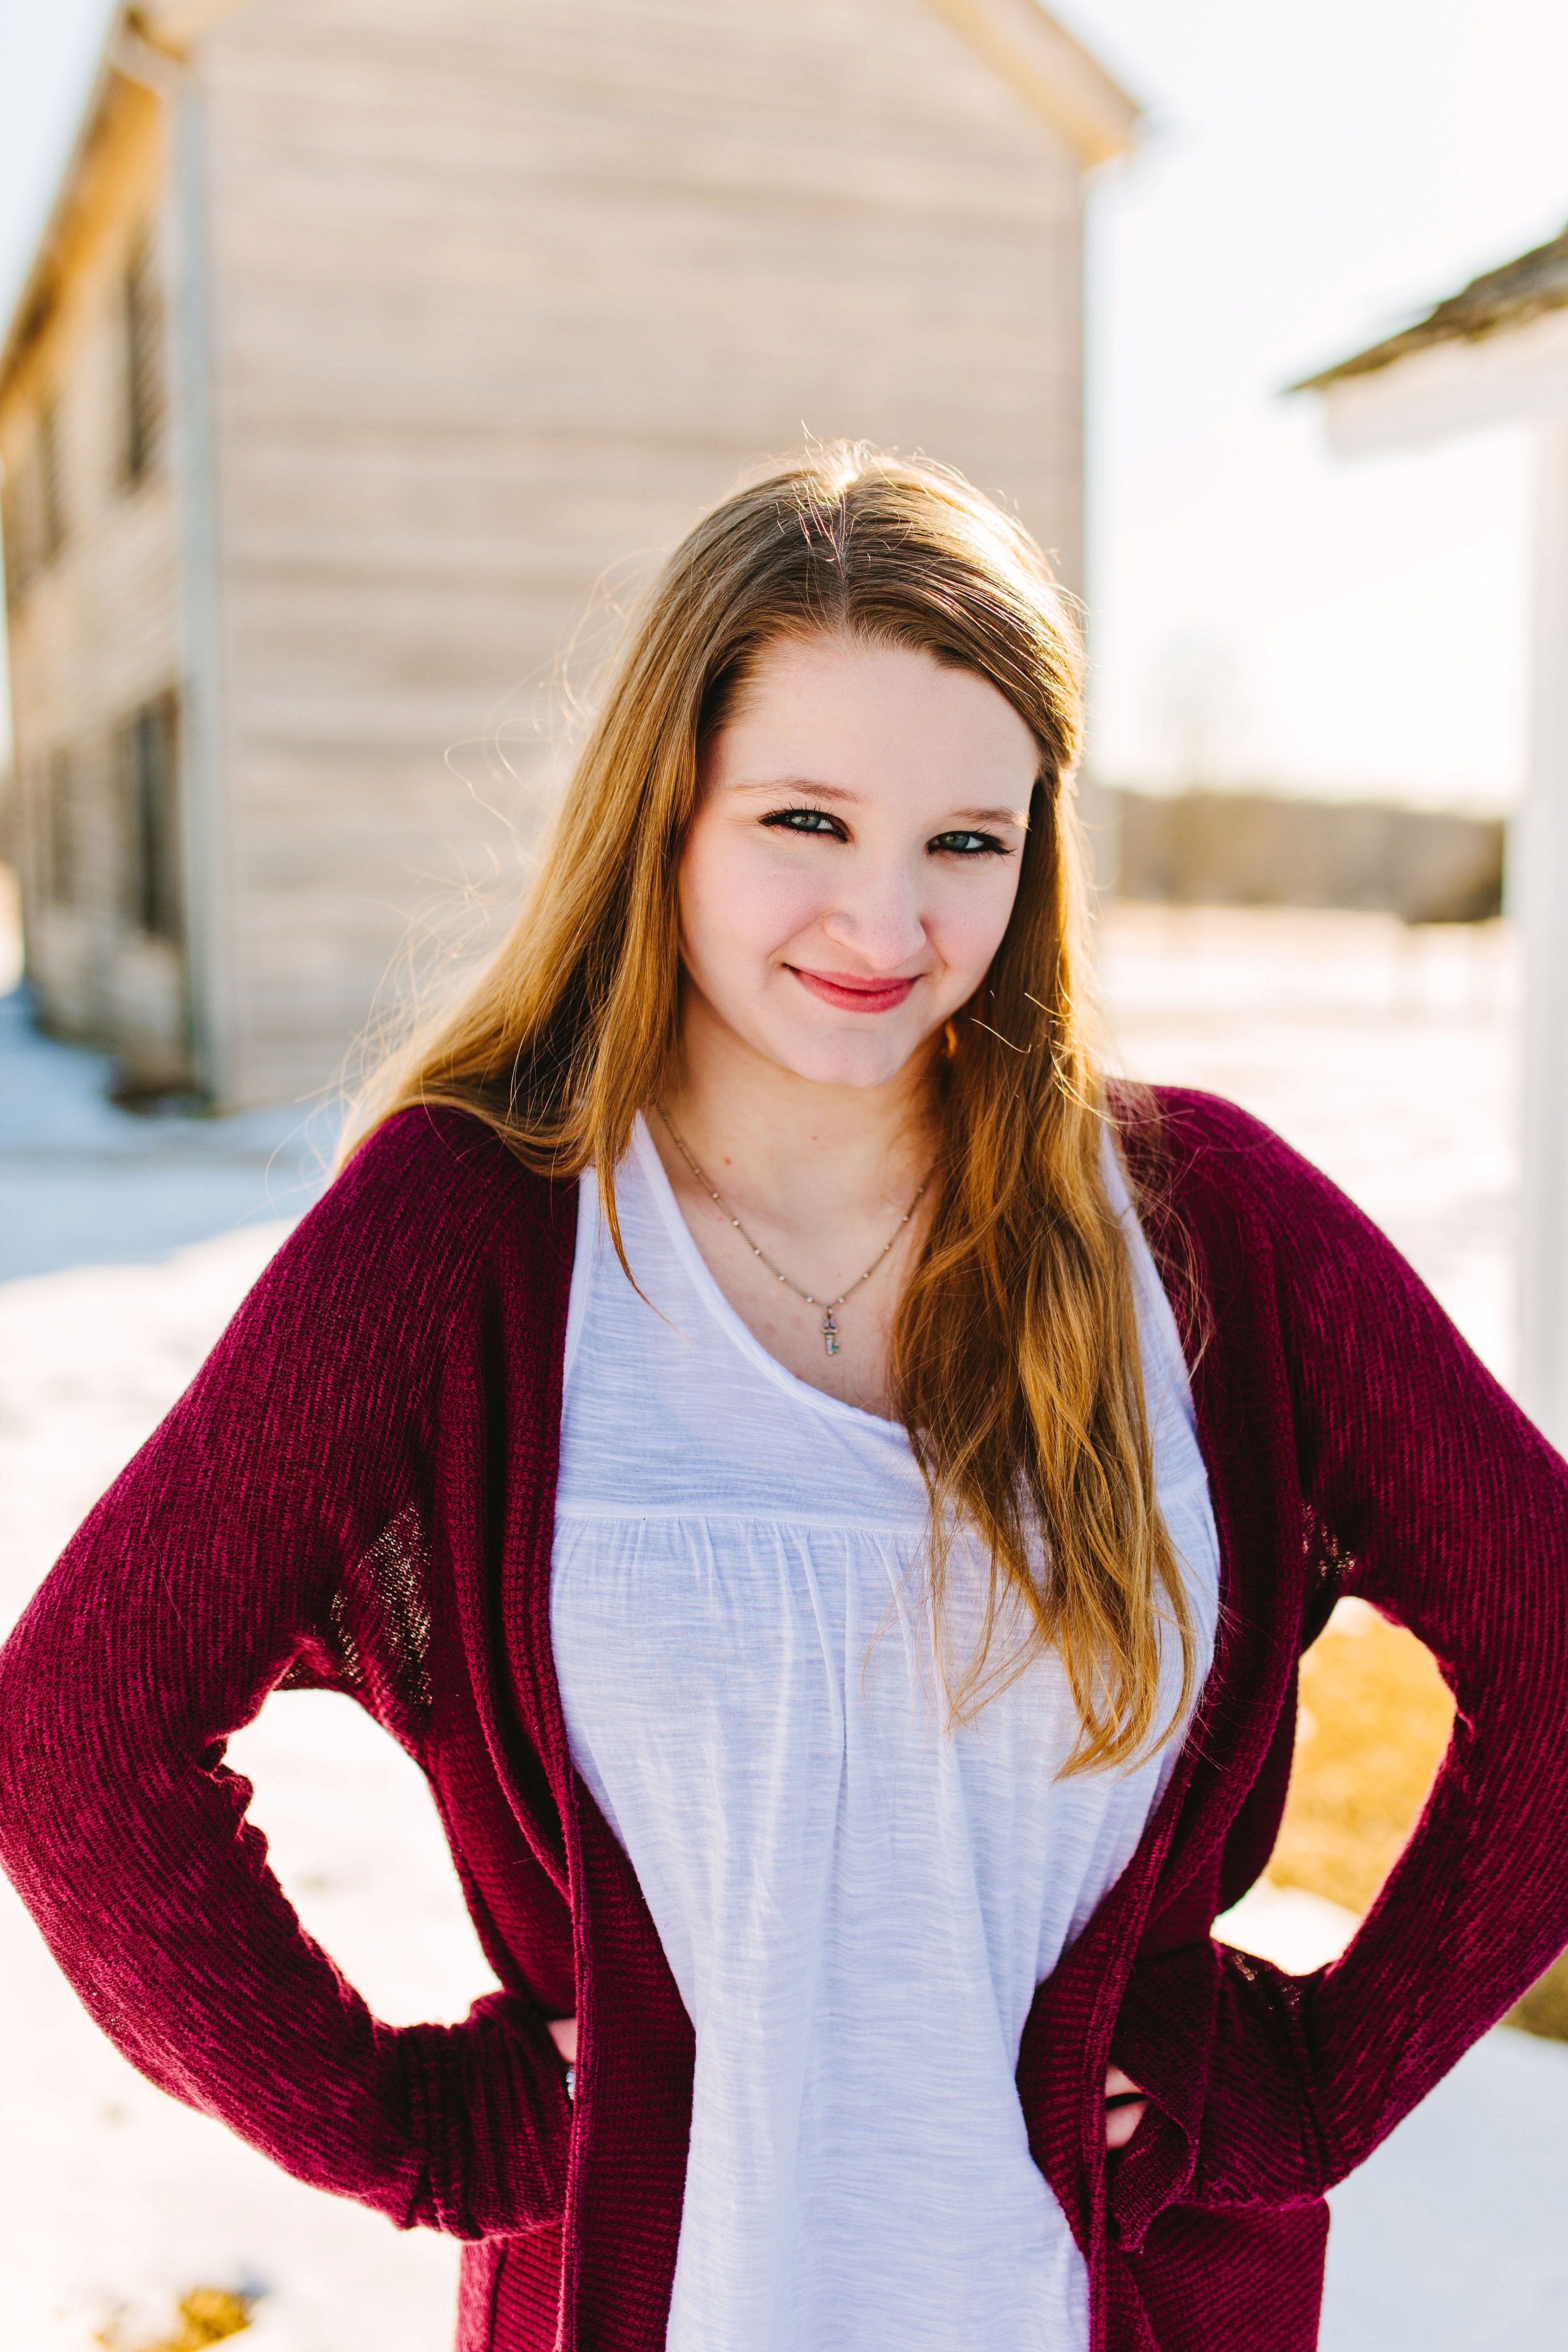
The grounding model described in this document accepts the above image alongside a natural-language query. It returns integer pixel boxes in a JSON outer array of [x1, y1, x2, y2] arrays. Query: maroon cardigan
[[3, 1090, 1567, 2352]]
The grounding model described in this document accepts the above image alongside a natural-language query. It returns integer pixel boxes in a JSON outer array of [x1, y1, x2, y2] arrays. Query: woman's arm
[[1120, 1103, 1568, 2227], [0, 1115, 572, 2239], [1267, 1131, 1568, 2176]]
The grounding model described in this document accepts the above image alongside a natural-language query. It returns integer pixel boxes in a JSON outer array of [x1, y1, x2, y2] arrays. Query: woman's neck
[[659, 986, 938, 1232], [646, 988, 939, 1413]]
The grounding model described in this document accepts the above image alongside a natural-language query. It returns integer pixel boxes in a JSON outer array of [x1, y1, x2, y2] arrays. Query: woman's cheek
[[711, 846, 831, 965], [931, 880, 1016, 994]]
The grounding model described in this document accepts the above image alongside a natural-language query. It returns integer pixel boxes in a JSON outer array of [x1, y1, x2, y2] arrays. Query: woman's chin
[[758, 1028, 930, 1094]]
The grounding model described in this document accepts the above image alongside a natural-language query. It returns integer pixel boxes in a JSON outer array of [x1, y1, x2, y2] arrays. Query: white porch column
[[1517, 418, 1568, 1447]]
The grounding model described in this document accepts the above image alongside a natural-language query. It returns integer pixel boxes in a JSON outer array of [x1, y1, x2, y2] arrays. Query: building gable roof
[[1, 0, 1139, 405], [0, 9, 194, 407], [923, 0, 1140, 166], [132, 0, 249, 40], [1296, 223, 1568, 392]]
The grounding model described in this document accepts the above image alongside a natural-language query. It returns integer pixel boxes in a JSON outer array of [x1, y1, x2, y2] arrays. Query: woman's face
[[678, 633, 1038, 1094]]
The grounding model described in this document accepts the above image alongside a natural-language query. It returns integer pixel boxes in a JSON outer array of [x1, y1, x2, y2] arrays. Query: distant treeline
[[1103, 788, 1505, 925]]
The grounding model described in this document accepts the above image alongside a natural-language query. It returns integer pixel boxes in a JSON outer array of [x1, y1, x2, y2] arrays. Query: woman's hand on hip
[[1104, 2064, 1147, 2150], [547, 2015, 577, 2066]]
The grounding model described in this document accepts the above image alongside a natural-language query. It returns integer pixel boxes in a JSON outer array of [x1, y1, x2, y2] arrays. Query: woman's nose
[[820, 859, 927, 969]]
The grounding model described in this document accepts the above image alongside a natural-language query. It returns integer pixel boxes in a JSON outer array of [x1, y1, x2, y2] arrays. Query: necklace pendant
[[822, 1311, 840, 1358]]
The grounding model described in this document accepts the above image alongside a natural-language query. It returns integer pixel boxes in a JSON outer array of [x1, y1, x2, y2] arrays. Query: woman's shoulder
[[336, 1101, 548, 1212], [1115, 1081, 1402, 1300], [260, 1103, 575, 1340], [1117, 1083, 1339, 1204], [1116, 1080, 1287, 1160]]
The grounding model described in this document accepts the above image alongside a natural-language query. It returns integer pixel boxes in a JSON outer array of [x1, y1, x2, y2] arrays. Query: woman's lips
[[787, 966, 919, 1013]]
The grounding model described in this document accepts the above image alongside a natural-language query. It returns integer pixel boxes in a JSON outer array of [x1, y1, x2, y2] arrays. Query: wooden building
[[0, 0, 1136, 1107], [1300, 227, 1568, 1447]]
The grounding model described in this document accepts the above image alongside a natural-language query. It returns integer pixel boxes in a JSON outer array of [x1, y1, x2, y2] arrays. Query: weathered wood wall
[[198, 0, 1088, 1103], [0, 79, 189, 1082]]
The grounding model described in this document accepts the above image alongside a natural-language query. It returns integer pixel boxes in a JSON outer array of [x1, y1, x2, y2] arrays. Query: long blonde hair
[[348, 445, 1192, 1771]]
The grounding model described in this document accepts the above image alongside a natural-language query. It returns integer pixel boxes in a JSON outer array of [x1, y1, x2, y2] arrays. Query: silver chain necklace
[[657, 1107, 933, 1358]]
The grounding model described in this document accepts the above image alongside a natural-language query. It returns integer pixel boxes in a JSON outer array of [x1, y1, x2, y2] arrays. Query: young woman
[[2, 448, 1566, 2352]]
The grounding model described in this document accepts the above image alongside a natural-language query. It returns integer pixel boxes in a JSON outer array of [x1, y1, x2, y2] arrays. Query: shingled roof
[[1295, 222, 1568, 392]]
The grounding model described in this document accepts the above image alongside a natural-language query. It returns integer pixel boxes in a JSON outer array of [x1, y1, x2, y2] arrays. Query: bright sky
[[3, 0, 1566, 810], [1060, 0, 1568, 809]]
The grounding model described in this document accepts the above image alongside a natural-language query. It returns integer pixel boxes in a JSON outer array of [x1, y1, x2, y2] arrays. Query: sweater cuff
[[392, 1992, 573, 2240], [1108, 1938, 1334, 2251]]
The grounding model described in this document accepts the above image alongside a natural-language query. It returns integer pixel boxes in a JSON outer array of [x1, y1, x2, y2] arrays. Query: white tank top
[[551, 1116, 1219, 2352]]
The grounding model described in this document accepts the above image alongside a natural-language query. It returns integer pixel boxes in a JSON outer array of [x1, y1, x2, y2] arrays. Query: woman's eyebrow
[[729, 777, 860, 802]]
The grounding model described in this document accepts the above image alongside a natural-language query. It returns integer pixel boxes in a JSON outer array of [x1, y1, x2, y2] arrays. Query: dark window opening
[[124, 223, 164, 484], [46, 748, 78, 907], [121, 696, 182, 943], [37, 399, 65, 560]]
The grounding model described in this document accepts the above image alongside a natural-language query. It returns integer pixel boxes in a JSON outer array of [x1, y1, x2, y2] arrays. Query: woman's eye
[[929, 830, 1009, 857], [762, 807, 845, 838]]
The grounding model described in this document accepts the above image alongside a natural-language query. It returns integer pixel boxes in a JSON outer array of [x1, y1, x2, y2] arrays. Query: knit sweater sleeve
[[1263, 1113, 1568, 2174], [0, 1110, 570, 2241], [1124, 1097, 1568, 2222]]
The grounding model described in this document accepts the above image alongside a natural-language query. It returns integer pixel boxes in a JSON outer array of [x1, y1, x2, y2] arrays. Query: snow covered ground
[[0, 985, 334, 1283], [3, 910, 1565, 2350]]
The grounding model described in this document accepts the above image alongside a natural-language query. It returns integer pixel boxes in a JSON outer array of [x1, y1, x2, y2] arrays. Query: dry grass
[[96, 2288, 254, 2352], [1272, 1602, 1454, 1913], [1271, 1599, 1568, 2041], [1510, 1961, 1568, 2041]]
